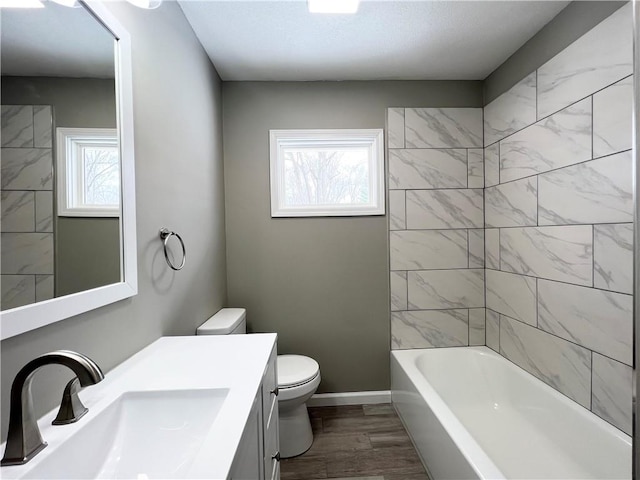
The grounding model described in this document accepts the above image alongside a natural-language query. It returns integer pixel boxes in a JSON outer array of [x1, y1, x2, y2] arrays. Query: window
[[56, 127, 120, 217], [269, 129, 385, 217]]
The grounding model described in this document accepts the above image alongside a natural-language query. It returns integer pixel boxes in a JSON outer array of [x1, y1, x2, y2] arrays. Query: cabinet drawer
[[263, 418, 279, 480]]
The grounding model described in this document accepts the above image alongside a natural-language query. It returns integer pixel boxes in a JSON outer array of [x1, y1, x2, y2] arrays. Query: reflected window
[[56, 127, 120, 217]]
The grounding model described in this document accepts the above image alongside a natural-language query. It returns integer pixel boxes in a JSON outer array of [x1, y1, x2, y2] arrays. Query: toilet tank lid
[[197, 308, 246, 335], [277, 355, 319, 387]]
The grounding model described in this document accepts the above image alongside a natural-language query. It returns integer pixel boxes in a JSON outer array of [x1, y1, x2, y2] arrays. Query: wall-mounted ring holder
[[159, 228, 186, 271]]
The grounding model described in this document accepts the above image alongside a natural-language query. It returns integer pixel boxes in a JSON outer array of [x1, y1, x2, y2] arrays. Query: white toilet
[[196, 308, 321, 458]]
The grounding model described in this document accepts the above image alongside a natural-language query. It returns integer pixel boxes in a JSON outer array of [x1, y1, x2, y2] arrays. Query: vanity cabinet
[[230, 344, 280, 480]]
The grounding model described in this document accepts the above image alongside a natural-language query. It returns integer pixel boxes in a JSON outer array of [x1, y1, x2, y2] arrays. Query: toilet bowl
[[277, 354, 321, 458], [196, 308, 321, 458]]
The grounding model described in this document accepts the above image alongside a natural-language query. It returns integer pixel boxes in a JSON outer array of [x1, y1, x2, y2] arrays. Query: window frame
[[269, 128, 385, 217], [56, 126, 120, 217]]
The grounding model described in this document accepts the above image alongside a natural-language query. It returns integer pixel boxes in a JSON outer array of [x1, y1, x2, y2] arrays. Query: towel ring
[[159, 228, 186, 271]]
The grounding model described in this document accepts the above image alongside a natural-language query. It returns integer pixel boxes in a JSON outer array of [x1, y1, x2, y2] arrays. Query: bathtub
[[391, 347, 631, 480]]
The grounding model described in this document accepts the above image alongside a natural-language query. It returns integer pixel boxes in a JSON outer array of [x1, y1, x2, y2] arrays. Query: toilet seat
[[277, 355, 319, 388]]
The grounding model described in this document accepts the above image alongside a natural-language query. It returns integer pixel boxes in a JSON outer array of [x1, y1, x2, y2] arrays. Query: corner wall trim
[[307, 390, 391, 406]]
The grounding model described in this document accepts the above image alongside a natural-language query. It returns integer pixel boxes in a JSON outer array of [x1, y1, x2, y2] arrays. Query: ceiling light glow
[[125, 0, 162, 9], [308, 0, 360, 14], [0, 0, 44, 7], [49, 0, 81, 7]]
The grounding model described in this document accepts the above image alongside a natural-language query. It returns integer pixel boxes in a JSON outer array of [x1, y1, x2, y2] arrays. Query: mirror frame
[[0, 0, 137, 340]]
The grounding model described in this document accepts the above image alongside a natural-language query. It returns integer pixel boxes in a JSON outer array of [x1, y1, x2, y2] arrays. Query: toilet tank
[[196, 308, 247, 335]]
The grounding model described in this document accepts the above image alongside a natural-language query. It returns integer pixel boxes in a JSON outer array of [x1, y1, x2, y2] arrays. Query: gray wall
[[484, 1, 627, 103], [0, 1, 227, 440], [1, 76, 121, 296], [222, 81, 482, 393]]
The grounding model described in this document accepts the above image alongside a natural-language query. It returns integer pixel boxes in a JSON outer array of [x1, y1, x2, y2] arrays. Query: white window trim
[[56, 127, 120, 217], [269, 128, 385, 217]]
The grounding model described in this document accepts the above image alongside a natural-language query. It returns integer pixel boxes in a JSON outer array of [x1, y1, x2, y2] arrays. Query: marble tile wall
[[1, 105, 55, 309], [481, 3, 633, 435], [387, 106, 485, 352]]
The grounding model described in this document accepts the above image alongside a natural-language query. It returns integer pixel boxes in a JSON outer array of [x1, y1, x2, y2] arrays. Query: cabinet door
[[262, 345, 280, 480], [230, 395, 262, 480]]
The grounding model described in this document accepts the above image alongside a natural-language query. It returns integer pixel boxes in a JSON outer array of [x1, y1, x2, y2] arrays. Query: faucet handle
[[52, 377, 88, 425]]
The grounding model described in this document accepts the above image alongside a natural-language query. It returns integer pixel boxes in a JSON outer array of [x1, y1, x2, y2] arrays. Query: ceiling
[[178, 0, 570, 81], [1, 2, 114, 78]]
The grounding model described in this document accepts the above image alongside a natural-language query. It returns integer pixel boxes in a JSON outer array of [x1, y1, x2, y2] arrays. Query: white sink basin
[[22, 389, 229, 479]]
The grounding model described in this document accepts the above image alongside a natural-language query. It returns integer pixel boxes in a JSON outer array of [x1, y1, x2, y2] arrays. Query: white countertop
[[1, 333, 278, 479]]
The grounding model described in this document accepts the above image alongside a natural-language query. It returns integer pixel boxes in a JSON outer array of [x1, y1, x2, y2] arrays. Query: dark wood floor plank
[[281, 404, 427, 480], [325, 446, 425, 477]]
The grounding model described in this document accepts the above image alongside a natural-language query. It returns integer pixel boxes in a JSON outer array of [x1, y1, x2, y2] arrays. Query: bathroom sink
[[21, 388, 229, 479]]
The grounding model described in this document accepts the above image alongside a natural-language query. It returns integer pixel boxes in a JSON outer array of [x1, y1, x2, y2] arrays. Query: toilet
[[196, 308, 321, 458]]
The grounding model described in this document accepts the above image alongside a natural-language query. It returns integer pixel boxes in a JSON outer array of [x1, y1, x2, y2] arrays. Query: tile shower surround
[[387, 3, 633, 436], [1, 105, 55, 309]]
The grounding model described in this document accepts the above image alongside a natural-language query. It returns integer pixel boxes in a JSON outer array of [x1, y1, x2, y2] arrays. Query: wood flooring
[[279, 404, 429, 480]]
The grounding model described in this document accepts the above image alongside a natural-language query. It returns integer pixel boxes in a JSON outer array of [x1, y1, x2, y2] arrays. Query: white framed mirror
[[0, 1, 137, 340]]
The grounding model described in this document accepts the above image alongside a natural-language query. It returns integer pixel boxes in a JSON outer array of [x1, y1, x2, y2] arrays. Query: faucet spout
[[1, 350, 104, 466]]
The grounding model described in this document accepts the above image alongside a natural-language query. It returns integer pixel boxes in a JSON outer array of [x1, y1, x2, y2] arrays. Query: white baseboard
[[307, 390, 391, 407]]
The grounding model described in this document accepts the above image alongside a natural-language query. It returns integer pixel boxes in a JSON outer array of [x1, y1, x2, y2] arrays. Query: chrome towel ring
[[159, 228, 186, 271]]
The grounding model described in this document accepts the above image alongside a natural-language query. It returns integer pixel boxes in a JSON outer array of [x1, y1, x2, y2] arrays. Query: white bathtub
[[391, 347, 631, 480]]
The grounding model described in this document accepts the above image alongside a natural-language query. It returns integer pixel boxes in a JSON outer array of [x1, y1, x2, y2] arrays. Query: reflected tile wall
[[387, 108, 405, 149], [467, 149, 484, 188], [477, 4, 634, 434], [389, 149, 467, 189], [408, 269, 485, 310], [1, 105, 54, 310], [406, 189, 483, 229], [390, 230, 467, 271], [469, 308, 486, 346]]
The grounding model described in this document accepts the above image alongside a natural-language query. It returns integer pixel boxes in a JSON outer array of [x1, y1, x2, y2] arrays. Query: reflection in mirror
[[1, 1, 121, 310]]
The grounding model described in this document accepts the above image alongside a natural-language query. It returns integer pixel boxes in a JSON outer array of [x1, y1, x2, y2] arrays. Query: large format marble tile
[[1, 106, 33, 148], [469, 308, 485, 346], [1, 232, 54, 275], [592, 353, 632, 435], [406, 189, 483, 229], [405, 108, 483, 148], [593, 76, 633, 158], [390, 230, 468, 271], [486, 270, 536, 326], [594, 223, 633, 295], [485, 229, 499, 270], [389, 149, 467, 189], [499, 315, 591, 408], [537, 3, 632, 119], [390, 271, 407, 312], [1, 274, 35, 310], [35, 191, 53, 233], [1, 191, 35, 232], [468, 229, 484, 268], [484, 72, 536, 146], [500, 99, 592, 183], [537, 280, 632, 365], [35, 274, 54, 302], [486, 309, 500, 352], [485, 177, 537, 228], [484, 143, 499, 187], [467, 149, 484, 188], [407, 269, 484, 310], [500, 226, 593, 286], [33, 106, 52, 148], [388, 190, 405, 231], [391, 310, 468, 349], [1, 148, 53, 190], [387, 108, 405, 149], [538, 152, 633, 225]]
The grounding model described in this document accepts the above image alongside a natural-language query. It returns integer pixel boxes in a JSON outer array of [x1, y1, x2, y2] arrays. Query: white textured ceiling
[[178, 0, 569, 81], [1, 2, 115, 78]]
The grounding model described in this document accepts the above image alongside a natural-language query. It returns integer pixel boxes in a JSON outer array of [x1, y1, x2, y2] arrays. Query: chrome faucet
[[1, 350, 104, 466]]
